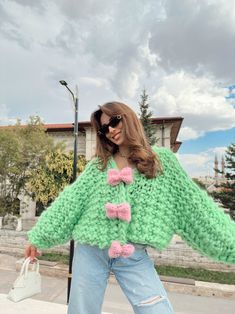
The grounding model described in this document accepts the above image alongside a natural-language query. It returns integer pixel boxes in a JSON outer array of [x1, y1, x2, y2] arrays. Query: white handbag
[[7, 257, 41, 302]]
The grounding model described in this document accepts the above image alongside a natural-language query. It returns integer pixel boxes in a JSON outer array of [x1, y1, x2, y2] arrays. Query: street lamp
[[59, 80, 78, 304]]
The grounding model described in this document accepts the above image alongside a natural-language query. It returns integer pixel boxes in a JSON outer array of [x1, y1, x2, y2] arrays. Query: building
[[46, 116, 183, 159], [197, 155, 227, 193], [0, 116, 183, 229]]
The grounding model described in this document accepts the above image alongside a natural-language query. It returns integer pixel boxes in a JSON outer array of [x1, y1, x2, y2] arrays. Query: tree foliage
[[212, 143, 235, 220], [27, 150, 86, 207], [0, 116, 57, 216], [192, 178, 207, 190], [0, 116, 68, 216], [0, 129, 20, 215], [138, 89, 158, 146]]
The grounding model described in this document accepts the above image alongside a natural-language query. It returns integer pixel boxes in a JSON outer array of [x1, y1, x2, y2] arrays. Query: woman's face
[[100, 112, 126, 146]]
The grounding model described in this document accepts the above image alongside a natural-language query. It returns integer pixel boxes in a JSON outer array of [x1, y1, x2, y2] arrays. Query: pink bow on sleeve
[[107, 167, 133, 186], [105, 203, 131, 222], [108, 241, 135, 258]]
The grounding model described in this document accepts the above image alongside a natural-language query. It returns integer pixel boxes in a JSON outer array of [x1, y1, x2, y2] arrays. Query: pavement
[[0, 294, 68, 314], [1, 253, 235, 314]]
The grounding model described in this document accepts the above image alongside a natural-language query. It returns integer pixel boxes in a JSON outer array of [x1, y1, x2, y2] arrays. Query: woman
[[25, 101, 235, 314]]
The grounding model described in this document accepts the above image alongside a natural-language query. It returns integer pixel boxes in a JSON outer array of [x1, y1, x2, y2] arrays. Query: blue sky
[[0, 0, 235, 177], [181, 127, 235, 154], [178, 125, 234, 178]]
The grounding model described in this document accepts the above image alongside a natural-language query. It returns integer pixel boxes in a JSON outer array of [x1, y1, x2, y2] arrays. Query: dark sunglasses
[[97, 115, 122, 136]]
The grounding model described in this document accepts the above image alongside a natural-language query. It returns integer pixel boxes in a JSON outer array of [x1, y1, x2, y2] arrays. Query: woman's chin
[[111, 138, 124, 146]]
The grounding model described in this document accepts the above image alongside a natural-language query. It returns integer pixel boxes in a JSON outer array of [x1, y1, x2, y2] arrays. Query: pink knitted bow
[[108, 241, 135, 258], [105, 202, 131, 222], [107, 167, 133, 186]]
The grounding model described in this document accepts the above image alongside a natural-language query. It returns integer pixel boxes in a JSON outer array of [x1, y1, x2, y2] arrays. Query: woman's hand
[[24, 244, 41, 262]]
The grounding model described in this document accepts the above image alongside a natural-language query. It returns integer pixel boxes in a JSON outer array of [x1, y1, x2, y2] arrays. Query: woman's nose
[[108, 126, 115, 133]]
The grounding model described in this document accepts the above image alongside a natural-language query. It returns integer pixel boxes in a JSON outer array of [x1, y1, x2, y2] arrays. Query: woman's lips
[[112, 132, 121, 140]]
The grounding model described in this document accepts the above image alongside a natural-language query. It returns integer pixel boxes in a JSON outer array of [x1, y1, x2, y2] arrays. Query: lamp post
[[59, 80, 78, 304]]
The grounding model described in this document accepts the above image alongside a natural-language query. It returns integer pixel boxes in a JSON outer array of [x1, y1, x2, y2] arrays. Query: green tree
[[0, 116, 59, 216], [212, 143, 235, 220], [0, 128, 20, 215], [192, 178, 207, 190], [138, 89, 158, 146], [27, 150, 86, 212]]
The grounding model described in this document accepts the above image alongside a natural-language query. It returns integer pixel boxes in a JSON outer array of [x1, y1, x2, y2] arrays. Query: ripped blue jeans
[[67, 243, 174, 314]]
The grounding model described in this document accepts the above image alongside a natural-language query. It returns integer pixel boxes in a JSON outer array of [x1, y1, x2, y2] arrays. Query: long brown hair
[[90, 101, 163, 178]]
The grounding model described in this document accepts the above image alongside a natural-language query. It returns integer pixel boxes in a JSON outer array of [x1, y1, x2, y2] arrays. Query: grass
[[38, 252, 235, 285], [156, 265, 235, 285], [38, 252, 69, 265]]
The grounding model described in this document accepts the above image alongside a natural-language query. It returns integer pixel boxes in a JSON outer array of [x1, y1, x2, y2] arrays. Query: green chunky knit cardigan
[[28, 146, 235, 264]]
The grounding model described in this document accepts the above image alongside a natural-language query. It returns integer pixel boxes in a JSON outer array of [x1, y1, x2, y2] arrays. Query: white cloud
[[0, 0, 235, 133], [0, 104, 17, 125], [113, 64, 141, 98], [1, 1, 65, 48], [179, 126, 204, 141], [177, 146, 227, 177], [80, 77, 108, 88], [152, 72, 235, 140], [149, 0, 235, 82]]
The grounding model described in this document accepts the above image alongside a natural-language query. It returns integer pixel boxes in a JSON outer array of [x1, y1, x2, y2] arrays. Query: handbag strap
[[20, 257, 40, 277]]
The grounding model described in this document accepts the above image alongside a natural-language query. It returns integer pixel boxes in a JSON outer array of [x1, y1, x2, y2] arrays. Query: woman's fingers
[[24, 246, 30, 258], [24, 245, 39, 262], [30, 246, 37, 261]]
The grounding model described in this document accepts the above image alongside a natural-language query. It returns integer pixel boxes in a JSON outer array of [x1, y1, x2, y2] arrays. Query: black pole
[[67, 90, 78, 304], [59, 80, 78, 304], [161, 119, 165, 147]]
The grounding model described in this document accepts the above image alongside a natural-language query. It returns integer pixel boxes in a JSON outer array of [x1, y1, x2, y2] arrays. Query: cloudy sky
[[0, 0, 235, 177]]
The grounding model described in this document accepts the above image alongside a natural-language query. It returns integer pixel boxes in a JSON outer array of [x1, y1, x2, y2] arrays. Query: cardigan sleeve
[[158, 147, 235, 264], [27, 160, 95, 249]]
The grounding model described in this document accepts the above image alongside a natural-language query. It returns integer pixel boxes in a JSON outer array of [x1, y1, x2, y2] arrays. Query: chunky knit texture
[[28, 146, 235, 264]]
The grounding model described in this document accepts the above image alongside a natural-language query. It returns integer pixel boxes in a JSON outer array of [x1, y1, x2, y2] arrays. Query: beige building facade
[[22, 116, 183, 223], [46, 116, 183, 159], [0, 116, 183, 228]]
